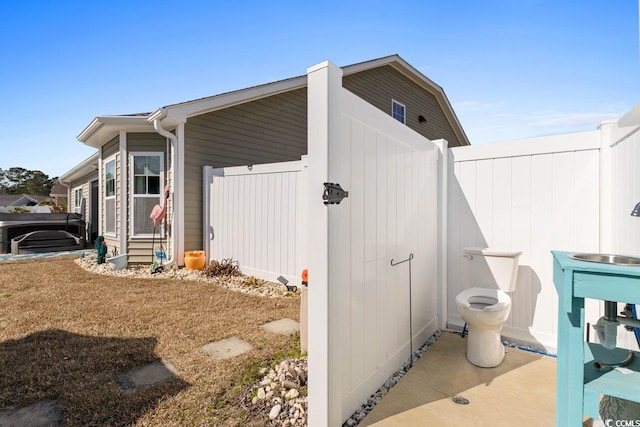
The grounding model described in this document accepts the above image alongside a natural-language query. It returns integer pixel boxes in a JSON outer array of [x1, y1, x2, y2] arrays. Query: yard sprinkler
[[277, 276, 298, 292]]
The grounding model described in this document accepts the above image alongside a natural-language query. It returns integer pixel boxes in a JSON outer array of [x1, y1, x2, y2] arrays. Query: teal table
[[552, 250, 640, 426]]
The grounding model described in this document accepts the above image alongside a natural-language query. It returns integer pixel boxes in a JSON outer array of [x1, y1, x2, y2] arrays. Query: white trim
[[391, 99, 406, 124], [434, 139, 449, 331], [128, 151, 165, 239], [176, 122, 185, 265], [103, 155, 117, 237], [118, 132, 127, 253]]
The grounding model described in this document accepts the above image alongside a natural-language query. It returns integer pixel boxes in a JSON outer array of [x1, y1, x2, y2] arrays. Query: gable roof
[[78, 55, 470, 147], [59, 152, 99, 184], [0, 194, 50, 207]]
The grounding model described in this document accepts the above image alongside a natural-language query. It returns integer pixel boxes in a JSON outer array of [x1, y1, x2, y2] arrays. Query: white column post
[[306, 60, 343, 427], [433, 139, 449, 330], [176, 122, 185, 265], [119, 131, 127, 255]]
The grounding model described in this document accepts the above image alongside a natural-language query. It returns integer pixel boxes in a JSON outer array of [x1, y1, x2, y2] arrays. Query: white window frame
[[73, 186, 83, 214], [129, 151, 164, 238], [104, 156, 116, 237], [391, 99, 406, 124]]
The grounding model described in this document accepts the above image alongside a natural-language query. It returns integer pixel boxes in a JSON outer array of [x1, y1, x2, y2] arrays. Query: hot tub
[[0, 213, 86, 254]]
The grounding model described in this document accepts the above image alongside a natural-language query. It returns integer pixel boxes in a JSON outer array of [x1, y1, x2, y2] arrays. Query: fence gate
[[307, 61, 439, 426]]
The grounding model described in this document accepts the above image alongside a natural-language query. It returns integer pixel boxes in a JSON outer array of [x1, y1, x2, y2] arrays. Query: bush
[[202, 258, 240, 277]]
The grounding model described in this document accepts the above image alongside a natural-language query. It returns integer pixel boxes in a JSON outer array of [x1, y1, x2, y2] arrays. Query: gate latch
[[323, 182, 349, 205]]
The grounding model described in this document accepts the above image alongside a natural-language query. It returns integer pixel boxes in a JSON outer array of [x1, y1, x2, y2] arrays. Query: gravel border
[[75, 252, 295, 298]]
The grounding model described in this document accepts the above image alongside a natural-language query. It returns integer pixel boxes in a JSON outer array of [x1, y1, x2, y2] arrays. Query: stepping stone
[[116, 359, 178, 394], [0, 400, 62, 427], [203, 336, 253, 360], [261, 318, 300, 336]]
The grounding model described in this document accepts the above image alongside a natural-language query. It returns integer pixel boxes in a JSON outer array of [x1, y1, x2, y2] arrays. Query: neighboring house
[[58, 153, 99, 243], [0, 193, 50, 207], [65, 54, 470, 265], [48, 181, 69, 207]]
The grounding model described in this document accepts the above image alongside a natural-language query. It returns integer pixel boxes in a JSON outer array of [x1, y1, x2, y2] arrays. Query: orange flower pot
[[184, 251, 206, 270]]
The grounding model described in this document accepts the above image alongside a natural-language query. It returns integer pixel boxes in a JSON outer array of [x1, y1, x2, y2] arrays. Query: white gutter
[[153, 117, 178, 267]]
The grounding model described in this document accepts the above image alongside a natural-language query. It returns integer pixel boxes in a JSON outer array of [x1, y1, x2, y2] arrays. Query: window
[[73, 187, 83, 213], [130, 153, 163, 237], [392, 99, 406, 124], [104, 158, 116, 235]]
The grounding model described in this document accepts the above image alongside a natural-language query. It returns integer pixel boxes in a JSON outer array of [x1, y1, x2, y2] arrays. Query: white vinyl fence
[[307, 61, 440, 426], [448, 132, 602, 351], [448, 102, 640, 353], [203, 159, 308, 283]]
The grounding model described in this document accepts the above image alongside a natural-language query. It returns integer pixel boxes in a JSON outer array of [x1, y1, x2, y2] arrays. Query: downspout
[[153, 118, 177, 267]]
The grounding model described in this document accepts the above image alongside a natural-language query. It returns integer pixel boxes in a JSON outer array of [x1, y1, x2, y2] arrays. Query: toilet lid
[[456, 287, 511, 312]]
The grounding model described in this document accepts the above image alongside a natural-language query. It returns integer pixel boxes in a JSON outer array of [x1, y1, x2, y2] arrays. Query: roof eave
[[154, 76, 308, 126], [59, 152, 100, 183], [77, 116, 154, 148]]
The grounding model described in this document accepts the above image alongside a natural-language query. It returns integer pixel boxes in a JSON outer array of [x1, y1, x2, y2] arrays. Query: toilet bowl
[[456, 287, 512, 367], [456, 248, 521, 368]]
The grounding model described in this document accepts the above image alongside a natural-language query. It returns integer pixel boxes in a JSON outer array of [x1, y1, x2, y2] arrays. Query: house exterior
[[67, 54, 469, 265], [58, 153, 99, 243], [0, 194, 47, 207]]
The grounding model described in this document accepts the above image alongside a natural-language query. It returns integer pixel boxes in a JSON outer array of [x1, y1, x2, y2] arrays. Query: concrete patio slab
[[0, 400, 62, 427], [116, 359, 179, 394], [261, 318, 300, 336], [203, 336, 253, 360], [360, 332, 557, 427]]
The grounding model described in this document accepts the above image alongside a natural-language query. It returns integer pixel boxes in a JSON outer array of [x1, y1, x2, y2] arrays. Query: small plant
[[202, 258, 240, 277], [243, 276, 263, 288], [39, 200, 66, 213], [7, 206, 30, 214]]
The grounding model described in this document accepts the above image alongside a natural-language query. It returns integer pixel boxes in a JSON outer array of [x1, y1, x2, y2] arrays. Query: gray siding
[[343, 65, 462, 147], [125, 133, 168, 264], [102, 136, 119, 158], [183, 88, 307, 251]]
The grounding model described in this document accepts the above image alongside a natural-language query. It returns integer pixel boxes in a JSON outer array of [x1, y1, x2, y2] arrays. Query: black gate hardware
[[323, 183, 349, 205]]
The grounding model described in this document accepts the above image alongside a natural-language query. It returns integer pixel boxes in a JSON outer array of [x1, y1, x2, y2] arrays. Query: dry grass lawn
[[0, 256, 300, 426]]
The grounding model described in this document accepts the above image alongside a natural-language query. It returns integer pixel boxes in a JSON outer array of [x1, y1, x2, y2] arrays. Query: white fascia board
[[77, 116, 154, 148], [158, 77, 307, 124], [450, 130, 600, 162], [59, 152, 100, 183]]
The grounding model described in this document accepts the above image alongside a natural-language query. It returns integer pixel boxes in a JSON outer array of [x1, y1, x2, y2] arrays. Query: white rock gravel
[[244, 358, 308, 426], [75, 252, 295, 298], [243, 330, 441, 427]]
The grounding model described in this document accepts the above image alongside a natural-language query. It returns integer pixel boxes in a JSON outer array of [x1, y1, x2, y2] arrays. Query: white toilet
[[455, 247, 522, 368]]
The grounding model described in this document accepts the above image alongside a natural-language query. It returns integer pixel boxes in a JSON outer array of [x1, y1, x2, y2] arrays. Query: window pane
[[105, 199, 116, 234], [134, 156, 147, 175], [134, 176, 147, 194], [148, 176, 160, 194], [105, 160, 114, 177], [106, 180, 114, 197], [105, 160, 115, 196], [134, 197, 159, 235], [147, 156, 160, 175]]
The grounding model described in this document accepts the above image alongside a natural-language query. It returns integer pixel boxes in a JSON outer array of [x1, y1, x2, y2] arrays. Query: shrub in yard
[[203, 258, 240, 277]]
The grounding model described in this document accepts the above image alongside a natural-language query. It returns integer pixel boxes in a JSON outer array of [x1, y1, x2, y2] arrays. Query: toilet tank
[[463, 247, 522, 292]]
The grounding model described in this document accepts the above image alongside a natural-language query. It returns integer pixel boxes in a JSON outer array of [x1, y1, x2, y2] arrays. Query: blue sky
[[0, 1, 638, 178]]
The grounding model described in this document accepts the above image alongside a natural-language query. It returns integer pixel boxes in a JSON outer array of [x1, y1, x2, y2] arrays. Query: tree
[[0, 167, 57, 196]]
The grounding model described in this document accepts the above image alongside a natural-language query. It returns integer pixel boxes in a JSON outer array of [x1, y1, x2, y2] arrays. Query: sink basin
[[569, 253, 640, 266]]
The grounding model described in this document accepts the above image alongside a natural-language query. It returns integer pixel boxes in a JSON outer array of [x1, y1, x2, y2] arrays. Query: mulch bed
[[0, 256, 300, 426]]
